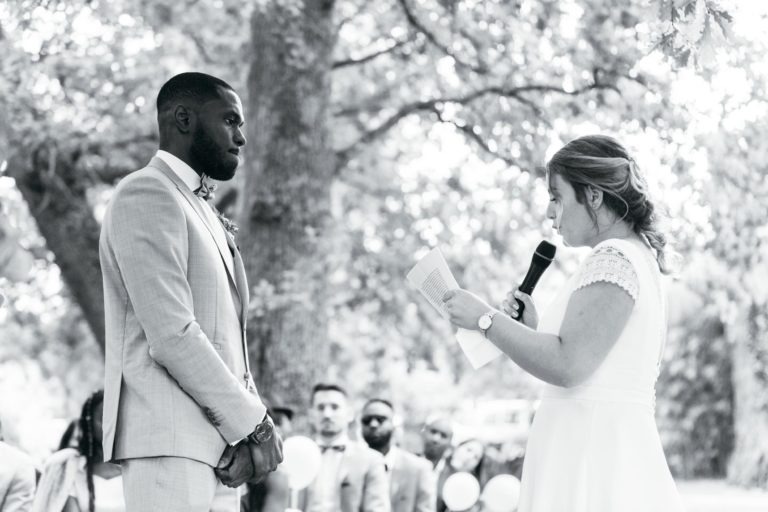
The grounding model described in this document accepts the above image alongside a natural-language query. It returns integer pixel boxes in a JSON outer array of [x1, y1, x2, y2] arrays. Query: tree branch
[[397, 0, 488, 74], [333, 38, 410, 69], [186, 31, 216, 64], [432, 107, 516, 166], [334, 80, 619, 171], [334, 1, 367, 33]]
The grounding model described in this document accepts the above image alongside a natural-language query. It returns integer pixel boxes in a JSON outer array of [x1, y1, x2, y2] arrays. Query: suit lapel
[[148, 158, 242, 307], [339, 444, 359, 512], [226, 230, 249, 325], [389, 448, 402, 500]]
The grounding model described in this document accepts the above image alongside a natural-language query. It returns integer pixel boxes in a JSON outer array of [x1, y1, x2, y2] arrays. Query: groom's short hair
[[156, 72, 234, 114]]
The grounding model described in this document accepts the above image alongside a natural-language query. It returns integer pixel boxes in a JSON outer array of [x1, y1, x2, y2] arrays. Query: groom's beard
[[190, 124, 238, 181]]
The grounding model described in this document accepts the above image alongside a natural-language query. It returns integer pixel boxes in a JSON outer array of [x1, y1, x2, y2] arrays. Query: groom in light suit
[[100, 72, 282, 511]]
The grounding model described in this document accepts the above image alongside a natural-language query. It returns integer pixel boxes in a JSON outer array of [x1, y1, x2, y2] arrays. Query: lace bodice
[[538, 238, 667, 407], [574, 244, 639, 301]]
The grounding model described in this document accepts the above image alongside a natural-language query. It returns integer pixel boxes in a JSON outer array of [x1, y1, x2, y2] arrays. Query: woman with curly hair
[[33, 390, 124, 512]]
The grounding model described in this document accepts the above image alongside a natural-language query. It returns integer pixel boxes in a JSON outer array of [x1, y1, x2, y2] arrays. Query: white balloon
[[442, 472, 480, 511], [480, 474, 521, 512], [280, 436, 322, 490]]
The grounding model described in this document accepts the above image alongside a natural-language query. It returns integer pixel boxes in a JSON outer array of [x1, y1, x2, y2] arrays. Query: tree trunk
[[728, 302, 768, 488], [8, 147, 105, 350], [239, 0, 336, 416]]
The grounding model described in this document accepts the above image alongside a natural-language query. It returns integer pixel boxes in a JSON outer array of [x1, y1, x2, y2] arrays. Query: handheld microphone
[[514, 241, 557, 321]]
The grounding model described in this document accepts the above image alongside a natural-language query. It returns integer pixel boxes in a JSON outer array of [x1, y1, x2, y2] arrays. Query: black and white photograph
[[0, 0, 766, 511]]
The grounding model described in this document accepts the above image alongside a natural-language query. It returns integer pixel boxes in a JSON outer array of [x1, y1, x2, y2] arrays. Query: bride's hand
[[442, 289, 492, 331], [501, 287, 538, 329]]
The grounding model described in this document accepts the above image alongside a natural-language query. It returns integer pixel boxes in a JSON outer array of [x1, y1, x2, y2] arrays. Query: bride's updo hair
[[546, 135, 671, 274]]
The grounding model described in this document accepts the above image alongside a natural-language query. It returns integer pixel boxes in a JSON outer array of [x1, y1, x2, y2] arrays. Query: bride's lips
[[228, 149, 240, 156]]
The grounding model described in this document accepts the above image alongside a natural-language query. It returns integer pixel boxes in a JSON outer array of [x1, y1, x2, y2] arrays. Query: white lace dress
[[517, 238, 685, 512]]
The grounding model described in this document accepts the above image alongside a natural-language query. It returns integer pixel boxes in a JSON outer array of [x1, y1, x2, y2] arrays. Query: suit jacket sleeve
[[4, 463, 35, 512], [362, 453, 391, 512], [105, 175, 265, 442], [416, 460, 436, 512]]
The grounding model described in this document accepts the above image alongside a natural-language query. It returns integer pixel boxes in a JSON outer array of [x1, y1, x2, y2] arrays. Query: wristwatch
[[477, 310, 498, 337], [247, 415, 274, 445]]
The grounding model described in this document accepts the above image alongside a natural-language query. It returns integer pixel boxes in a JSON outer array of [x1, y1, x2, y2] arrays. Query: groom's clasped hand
[[214, 416, 284, 488]]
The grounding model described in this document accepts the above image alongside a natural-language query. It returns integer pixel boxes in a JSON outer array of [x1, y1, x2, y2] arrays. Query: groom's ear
[[173, 104, 193, 134]]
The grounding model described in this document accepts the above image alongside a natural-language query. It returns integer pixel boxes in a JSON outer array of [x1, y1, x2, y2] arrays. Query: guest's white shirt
[[309, 434, 349, 512]]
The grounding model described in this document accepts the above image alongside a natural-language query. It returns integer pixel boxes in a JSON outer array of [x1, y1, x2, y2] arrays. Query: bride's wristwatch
[[477, 310, 498, 337], [248, 415, 274, 445]]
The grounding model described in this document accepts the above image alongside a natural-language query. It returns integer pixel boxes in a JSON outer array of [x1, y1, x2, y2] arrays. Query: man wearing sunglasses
[[361, 399, 435, 512]]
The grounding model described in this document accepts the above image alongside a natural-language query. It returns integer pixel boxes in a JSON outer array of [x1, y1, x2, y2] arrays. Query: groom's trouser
[[121, 456, 239, 512]]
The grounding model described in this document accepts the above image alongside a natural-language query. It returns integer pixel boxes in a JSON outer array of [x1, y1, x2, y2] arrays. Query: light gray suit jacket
[[389, 448, 435, 512], [0, 441, 36, 512], [297, 442, 390, 512], [99, 156, 266, 467]]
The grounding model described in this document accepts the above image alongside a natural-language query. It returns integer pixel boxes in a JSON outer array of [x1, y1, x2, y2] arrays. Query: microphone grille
[[535, 241, 557, 261]]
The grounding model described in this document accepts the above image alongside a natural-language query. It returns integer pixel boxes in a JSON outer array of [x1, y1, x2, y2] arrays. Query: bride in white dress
[[443, 135, 685, 512]]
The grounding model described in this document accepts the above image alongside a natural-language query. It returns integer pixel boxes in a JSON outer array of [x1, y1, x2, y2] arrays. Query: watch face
[[255, 421, 273, 443], [478, 314, 492, 330]]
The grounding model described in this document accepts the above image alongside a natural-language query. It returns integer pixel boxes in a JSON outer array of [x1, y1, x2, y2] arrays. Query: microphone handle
[[514, 266, 546, 321]]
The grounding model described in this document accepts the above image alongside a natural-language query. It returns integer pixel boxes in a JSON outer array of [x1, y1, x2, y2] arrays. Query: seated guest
[[0, 417, 37, 512], [361, 398, 435, 512], [296, 383, 390, 512], [33, 390, 124, 512], [437, 438, 524, 512], [420, 416, 454, 511], [452, 439, 523, 483], [420, 416, 453, 473]]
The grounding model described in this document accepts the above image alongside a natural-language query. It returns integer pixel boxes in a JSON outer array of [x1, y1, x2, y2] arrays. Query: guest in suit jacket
[[361, 399, 434, 512], [297, 384, 390, 512], [0, 419, 36, 512], [99, 72, 282, 512], [420, 417, 453, 473]]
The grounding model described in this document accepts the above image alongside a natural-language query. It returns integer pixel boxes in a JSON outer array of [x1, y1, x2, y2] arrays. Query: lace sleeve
[[574, 244, 639, 301]]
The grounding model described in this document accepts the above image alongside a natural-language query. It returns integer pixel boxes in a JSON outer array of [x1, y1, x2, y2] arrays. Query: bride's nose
[[546, 202, 556, 220]]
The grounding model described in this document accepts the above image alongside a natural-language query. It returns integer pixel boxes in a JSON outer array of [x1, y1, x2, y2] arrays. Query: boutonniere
[[214, 207, 239, 237], [195, 175, 238, 237]]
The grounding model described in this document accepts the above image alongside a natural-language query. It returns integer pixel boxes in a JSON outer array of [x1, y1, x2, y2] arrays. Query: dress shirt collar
[[316, 433, 349, 451], [155, 150, 202, 193]]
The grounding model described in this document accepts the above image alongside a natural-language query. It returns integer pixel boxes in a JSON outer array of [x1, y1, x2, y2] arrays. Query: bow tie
[[194, 174, 216, 201], [321, 444, 346, 453]]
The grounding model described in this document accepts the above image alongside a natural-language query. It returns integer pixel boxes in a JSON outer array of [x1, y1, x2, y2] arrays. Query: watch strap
[[480, 309, 498, 337]]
